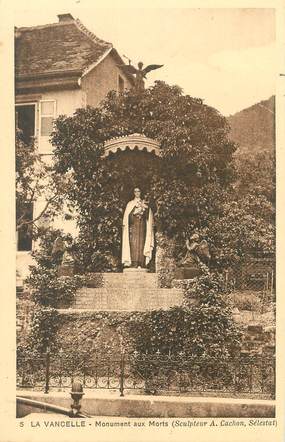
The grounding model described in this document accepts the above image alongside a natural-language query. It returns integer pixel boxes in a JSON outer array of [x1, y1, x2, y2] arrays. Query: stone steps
[[86, 272, 159, 289], [241, 323, 275, 356]]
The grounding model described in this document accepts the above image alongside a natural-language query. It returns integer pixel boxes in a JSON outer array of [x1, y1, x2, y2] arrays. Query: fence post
[[224, 270, 229, 292], [271, 270, 274, 299], [44, 347, 50, 394], [272, 359, 276, 399], [119, 351, 125, 397], [20, 358, 26, 388]]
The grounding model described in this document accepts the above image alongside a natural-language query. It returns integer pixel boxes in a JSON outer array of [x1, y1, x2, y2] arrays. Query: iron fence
[[17, 351, 275, 399]]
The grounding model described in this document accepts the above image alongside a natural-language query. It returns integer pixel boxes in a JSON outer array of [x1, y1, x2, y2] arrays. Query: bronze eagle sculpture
[[118, 61, 163, 91]]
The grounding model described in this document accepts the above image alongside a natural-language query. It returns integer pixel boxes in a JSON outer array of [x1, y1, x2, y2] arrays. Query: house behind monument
[[15, 13, 134, 284]]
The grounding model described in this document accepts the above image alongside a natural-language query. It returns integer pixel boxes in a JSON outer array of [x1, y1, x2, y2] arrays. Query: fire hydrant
[[69, 382, 84, 417]]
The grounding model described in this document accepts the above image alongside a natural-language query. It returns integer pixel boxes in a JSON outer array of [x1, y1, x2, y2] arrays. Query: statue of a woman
[[122, 188, 154, 268]]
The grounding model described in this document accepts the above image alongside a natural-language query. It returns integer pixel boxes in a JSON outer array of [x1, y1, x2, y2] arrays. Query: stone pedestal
[[123, 267, 148, 273], [174, 266, 201, 280], [70, 271, 183, 311], [58, 264, 74, 277]]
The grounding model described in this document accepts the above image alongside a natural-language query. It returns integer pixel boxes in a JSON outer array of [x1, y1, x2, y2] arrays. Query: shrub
[[28, 307, 60, 353], [23, 228, 84, 355], [129, 270, 241, 360], [26, 228, 84, 308], [228, 291, 262, 312], [28, 269, 84, 308]]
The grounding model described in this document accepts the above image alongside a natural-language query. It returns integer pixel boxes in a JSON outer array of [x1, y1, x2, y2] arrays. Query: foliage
[[227, 291, 262, 312], [24, 228, 85, 355], [182, 267, 226, 305], [27, 228, 84, 307], [16, 130, 65, 233], [129, 270, 241, 359], [17, 307, 61, 356], [28, 269, 83, 308], [156, 233, 176, 287], [207, 195, 274, 268], [215, 103, 276, 267], [51, 81, 236, 271], [50, 81, 274, 271], [201, 152, 274, 268], [45, 271, 242, 363], [234, 150, 275, 203], [20, 263, 243, 379], [54, 311, 132, 358], [28, 307, 60, 353]]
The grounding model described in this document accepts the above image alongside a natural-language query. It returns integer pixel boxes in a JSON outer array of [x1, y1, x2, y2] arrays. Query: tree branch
[[16, 195, 58, 230]]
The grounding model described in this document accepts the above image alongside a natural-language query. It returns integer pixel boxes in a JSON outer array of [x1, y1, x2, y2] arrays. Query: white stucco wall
[[82, 53, 132, 107], [16, 60, 132, 282], [16, 88, 83, 282]]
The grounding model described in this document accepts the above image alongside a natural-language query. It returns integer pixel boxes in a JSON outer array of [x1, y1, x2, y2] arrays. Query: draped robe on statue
[[122, 198, 154, 267]]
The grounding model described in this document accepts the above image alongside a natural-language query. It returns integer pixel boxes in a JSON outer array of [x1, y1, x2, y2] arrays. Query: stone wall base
[[71, 271, 183, 311]]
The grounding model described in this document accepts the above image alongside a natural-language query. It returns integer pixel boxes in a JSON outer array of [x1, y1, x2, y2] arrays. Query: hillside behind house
[[227, 96, 275, 155]]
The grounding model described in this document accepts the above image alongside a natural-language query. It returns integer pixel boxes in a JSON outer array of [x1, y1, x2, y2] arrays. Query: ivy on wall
[[23, 266, 241, 363]]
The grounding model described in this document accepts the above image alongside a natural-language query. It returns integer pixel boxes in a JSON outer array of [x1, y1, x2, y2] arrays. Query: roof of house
[[15, 14, 134, 85]]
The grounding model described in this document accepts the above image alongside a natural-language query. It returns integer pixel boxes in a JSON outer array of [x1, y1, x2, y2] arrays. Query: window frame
[[15, 102, 37, 252], [39, 99, 57, 140], [15, 102, 37, 142]]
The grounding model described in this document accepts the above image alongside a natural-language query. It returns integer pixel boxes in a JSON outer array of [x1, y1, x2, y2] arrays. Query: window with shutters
[[39, 100, 56, 152]]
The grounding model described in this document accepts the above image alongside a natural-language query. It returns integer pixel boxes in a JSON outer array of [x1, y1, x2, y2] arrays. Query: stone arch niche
[[102, 133, 171, 277], [103, 132, 162, 204], [103, 133, 162, 204], [103, 133, 161, 158]]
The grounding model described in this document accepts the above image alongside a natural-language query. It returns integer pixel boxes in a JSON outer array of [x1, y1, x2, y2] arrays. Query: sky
[[13, 3, 276, 116]]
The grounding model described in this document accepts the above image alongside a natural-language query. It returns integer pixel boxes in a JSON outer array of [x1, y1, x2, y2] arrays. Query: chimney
[[15, 26, 22, 38], [57, 13, 74, 23]]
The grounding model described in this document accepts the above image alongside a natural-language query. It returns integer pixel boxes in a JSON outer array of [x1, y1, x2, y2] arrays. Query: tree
[[16, 130, 66, 237], [51, 81, 237, 271], [205, 149, 275, 267], [234, 149, 275, 206], [49, 81, 275, 272]]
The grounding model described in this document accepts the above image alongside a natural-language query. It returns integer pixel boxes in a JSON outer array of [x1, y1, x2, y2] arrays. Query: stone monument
[[175, 233, 211, 279], [118, 61, 163, 91], [52, 236, 75, 277], [121, 187, 154, 270], [67, 134, 184, 312]]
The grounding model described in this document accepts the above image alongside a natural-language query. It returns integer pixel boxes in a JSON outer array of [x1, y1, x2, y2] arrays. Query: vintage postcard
[[0, 0, 284, 441]]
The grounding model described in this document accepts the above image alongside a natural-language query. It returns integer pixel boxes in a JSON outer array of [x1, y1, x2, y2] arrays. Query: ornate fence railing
[[17, 351, 275, 399]]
